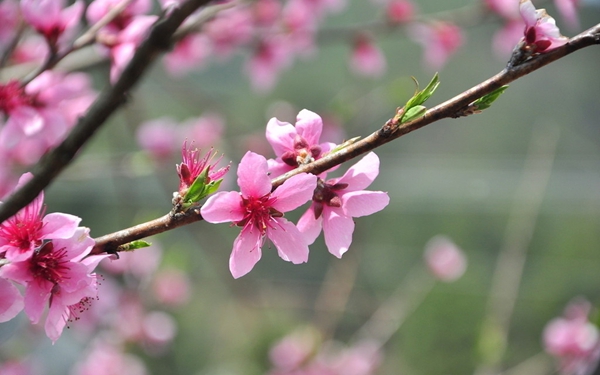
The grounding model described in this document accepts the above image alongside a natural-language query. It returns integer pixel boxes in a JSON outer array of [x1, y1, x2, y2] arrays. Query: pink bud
[[386, 0, 415, 24], [424, 236, 467, 282], [349, 34, 386, 78]]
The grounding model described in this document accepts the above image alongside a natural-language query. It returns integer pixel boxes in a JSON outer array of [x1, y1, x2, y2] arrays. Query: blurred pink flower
[[142, 310, 177, 350], [485, 0, 520, 19], [179, 113, 225, 149], [408, 21, 463, 70], [72, 339, 148, 375], [152, 268, 191, 306], [253, 0, 282, 26], [0, 71, 95, 165], [544, 298, 600, 375], [204, 7, 254, 57], [423, 235, 467, 282], [0, 0, 19, 47], [20, 0, 83, 49], [519, 0, 568, 53], [266, 109, 334, 178], [297, 152, 390, 258], [281, 0, 319, 57], [1, 227, 107, 342], [101, 242, 162, 278], [136, 117, 179, 160], [246, 36, 293, 92], [555, 0, 580, 31], [386, 0, 415, 24], [493, 19, 526, 58], [201, 151, 317, 278], [348, 34, 386, 78], [163, 33, 212, 78], [87, 0, 152, 25], [269, 327, 320, 371], [0, 277, 24, 322], [0, 173, 80, 262], [108, 15, 158, 82]]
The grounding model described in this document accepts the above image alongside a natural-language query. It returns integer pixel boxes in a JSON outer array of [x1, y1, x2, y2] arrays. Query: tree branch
[[0, 0, 213, 224], [87, 23, 600, 256]]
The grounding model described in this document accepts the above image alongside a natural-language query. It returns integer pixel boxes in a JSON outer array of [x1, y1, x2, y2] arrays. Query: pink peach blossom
[[386, 0, 415, 24], [245, 36, 293, 92], [201, 151, 317, 278], [136, 117, 179, 160], [163, 34, 212, 78], [204, 7, 254, 58], [0, 173, 80, 262], [1, 227, 107, 342], [266, 109, 335, 178], [543, 298, 600, 375], [519, 0, 568, 53], [348, 34, 386, 78], [555, 0, 580, 30], [408, 21, 463, 70], [20, 0, 84, 48], [0, 0, 19, 47], [297, 152, 390, 258]]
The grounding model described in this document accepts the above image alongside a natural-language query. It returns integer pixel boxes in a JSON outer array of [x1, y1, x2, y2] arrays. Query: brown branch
[[0, 0, 213, 224], [86, 23, 600, 256]]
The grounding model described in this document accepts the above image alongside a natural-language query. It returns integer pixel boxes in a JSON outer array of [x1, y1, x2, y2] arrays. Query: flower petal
[[266, 117, 296, 157], [295, 109, 323, 146], [0, 278, 24, 323], [268, 218, 309, 264], [24, 279, 52, 324], [237, 151, 272, 198], [342, 191, 390, 217], [45, 299, 68, 343], [271, 173, 317, 212], [296, 205, 323, 245], [322, 209, 355, 258], [201, 191, 244, 223], [337, 152, 380, 191], [41, 213, 81, 240], [229, 228, 263, 278]]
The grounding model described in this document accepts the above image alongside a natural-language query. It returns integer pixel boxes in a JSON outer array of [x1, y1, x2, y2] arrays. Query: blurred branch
[[0, 0, 214, 224], [474, 123, 560, 375]]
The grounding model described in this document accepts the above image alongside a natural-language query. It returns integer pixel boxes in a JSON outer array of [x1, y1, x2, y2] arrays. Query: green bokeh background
[[3, 0, 600, 374]]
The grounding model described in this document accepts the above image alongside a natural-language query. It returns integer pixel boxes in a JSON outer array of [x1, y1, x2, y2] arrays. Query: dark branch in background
[[0, 0, 213, 224], [88, 23, 600, 256]]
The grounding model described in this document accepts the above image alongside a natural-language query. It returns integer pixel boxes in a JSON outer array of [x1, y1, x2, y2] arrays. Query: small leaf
[[184, 171, 209, 203], [120, 240, 152, 251], [405, 73, 440, 109], [204, 179, 223, 197], [401, 105, 427, 123], [472, 85, 509, 111]]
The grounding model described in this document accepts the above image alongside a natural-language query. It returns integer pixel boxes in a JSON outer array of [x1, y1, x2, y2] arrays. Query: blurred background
[[2, 0, 600, 374]]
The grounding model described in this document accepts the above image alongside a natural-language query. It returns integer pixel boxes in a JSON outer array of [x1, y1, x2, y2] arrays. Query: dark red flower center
[[281, 134, 322, 167], [30, 242, 71, 286], [0, 81, 38, 114], [237, 194, 281, 235], [311, 179, 348, 219]]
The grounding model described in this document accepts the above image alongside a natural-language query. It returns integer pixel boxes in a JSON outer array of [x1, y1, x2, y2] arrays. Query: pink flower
[[87, 0, 152, 25], [348, 34, 386, 78], [0, 173, 80, 262], [485, 0, 520, 19], [253, 0, 282, 26], [543, 298, 600, 375], [20, 0, 83, 48], [0, 277, 24, 322], [519, 0, 568, 53], [0, 0, 19, 48], [297, 152, 390, 258], [178, 113, 225, 149], [108, 15, 158, 82], [245, 36, 293, 92], [408, 21, 463, 70], [176, 142, 229, 202], [201, 151, 317, 278], [163, 34, 212, 78], [266, 109, 335, 178], [386, 0, 415, 24], [136, 117, 179, 160], [152, 268, 191, 307], [72, 339, 148, 375], [204, 7, 254, 58], [493, 20, 526, 58], [554, 0, 580, 31], [0, 227, 108, 342], [423, 235, 467, 282], [0, 71, 95, 164]]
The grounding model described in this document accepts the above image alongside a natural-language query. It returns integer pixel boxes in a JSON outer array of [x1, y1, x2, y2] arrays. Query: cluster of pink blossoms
[[0, 173, 108, 342], [200, 109, 390, 278]]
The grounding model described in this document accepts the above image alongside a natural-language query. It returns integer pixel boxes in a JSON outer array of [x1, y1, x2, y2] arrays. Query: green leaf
[[472, 85, 509, 111], [120, 240, 152, 251], [184, 170, 209, 203], [405, 73, 440, 109], [401, 105, 427, 123], [204, 179, 223, 197], [329, 136, 361, 154]]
